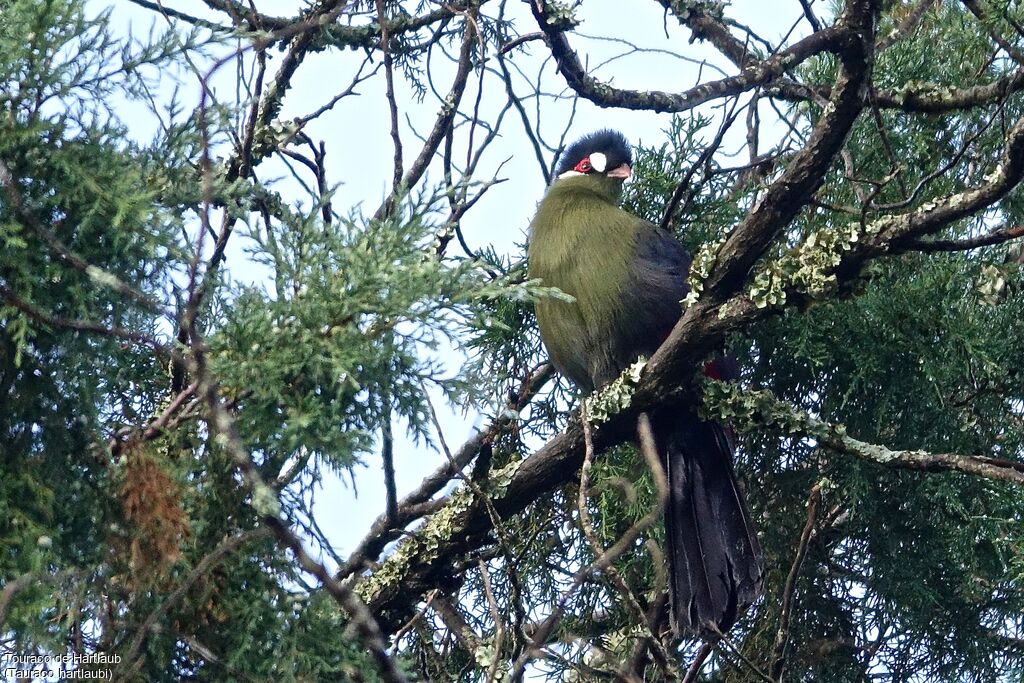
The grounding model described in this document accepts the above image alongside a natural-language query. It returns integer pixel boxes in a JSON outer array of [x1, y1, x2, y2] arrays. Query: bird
[[526, 129, 764, 637]]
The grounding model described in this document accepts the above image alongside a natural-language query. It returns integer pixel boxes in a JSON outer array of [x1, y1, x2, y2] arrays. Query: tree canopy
[[2, 0, 1024, 681]]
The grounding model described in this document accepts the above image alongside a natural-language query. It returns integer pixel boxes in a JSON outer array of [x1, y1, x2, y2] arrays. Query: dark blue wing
[[625, 222, 691, 349], [589, 221, 691, 387]]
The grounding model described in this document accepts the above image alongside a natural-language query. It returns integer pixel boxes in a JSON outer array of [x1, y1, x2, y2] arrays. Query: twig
[[681, 640, 716, 683], [373, 14, 477, 222], [389, 590, 439, 653], [907, 224, 1024, 253], [108, 382, 201, 457], [432, 592, 483, 655], [0, 160, 163, 313], [0, 570, 76, 628], [179, 633, 260, 683], [479, 559, 507, 682], [704, 381, 1024, 486], [877, 0, 939, 51], [377, 0, 404, 194], [769, 484, 823, 680], [713, 629, 774, 683], [509, 412, 670, 682], [797, 0, 824, 32], [117, 529, 272, 681], [0, 282, 165, 352], [500, 31, 546, 54], [184, 297, 408, 683], [659, 96, 744, 232]]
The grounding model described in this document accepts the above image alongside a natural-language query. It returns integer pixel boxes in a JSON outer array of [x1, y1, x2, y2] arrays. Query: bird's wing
[[587, 219, 691, 387], [625, 220, 691, 345]]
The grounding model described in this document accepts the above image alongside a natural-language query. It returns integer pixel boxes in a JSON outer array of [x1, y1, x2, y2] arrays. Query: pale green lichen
[[668, 0, 727, 22], [700, 379, 833, 441], [355, 455, 528, 604], [700, 380, 917, 469], [355, 484, 476, 604], [474, 645, 493, 668], [474, 643, 509, 676], [717, 297, 741, 319], [976, 264, 1007, 306], [748, 222, 864, 308], [85, 264, 124, 290], [748, 259, 789, 309], [579, 625, 645, 674], [863, 215, 891, 235], [683, 236, 726, 307], [896, 80, 956, 107], [584, 358, 647, 423], [488, 457, 522, 494], [252, 482, 282, 518], [544, 0, 580, 29]]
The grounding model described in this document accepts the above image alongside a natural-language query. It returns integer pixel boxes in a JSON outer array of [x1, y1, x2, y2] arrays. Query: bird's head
[[552, 129, 633, 201]]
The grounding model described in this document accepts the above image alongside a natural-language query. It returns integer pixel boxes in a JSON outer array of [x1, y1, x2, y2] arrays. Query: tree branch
[[530, 0, 845, 114], [905, 224, 1024, 253], [336, 363, 553, 581], [701, 381, 1024, 485]]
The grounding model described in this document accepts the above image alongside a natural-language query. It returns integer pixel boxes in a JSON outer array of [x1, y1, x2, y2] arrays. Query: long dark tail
[[663, 410, 763, 637]]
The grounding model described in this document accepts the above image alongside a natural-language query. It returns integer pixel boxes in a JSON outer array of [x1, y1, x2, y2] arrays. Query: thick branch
[[869, 67, 1024, 112], [350, 0, 1024, 637], [695, 1, 875, 304], [641, 0, 879, 396], [660, 0, 1024, 113]]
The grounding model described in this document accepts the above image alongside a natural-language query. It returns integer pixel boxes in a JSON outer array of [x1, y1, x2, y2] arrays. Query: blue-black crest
[[554, 129, 633, 177]]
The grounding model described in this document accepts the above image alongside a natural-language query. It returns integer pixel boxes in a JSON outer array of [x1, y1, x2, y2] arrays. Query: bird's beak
[[607, 163, 631, 179]]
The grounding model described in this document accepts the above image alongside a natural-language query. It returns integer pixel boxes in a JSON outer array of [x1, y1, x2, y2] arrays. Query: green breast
[[527, 177, 638, 389]]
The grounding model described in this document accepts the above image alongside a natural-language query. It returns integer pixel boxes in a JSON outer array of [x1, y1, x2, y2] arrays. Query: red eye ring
[[573, 158, 593, 173]]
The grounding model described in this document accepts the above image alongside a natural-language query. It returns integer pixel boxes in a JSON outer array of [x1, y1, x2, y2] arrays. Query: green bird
[[527, 130, 764, 636]]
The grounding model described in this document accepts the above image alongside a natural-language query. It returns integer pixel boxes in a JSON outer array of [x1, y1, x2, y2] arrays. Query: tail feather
[[663, 411, 763, 636]]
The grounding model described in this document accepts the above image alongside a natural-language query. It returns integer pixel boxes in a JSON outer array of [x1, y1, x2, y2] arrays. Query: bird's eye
[[573, 157, 593, 173]]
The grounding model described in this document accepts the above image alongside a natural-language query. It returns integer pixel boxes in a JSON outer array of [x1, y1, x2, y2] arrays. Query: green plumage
[[528, 174, 639, 391]]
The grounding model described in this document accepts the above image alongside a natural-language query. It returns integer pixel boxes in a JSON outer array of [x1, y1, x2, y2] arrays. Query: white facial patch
[[589, 152, 607, 173]]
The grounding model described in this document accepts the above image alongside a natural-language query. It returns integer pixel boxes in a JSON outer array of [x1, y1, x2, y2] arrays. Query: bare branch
[[906, 224, 1024, 253], [530, 0, 846, 114], [374, 12, 478, 221], [769, 485, 823, 681], [336, 363, 553, 581]]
